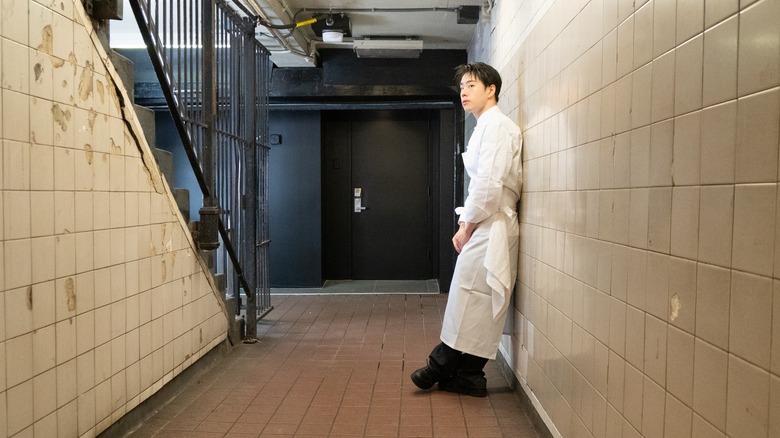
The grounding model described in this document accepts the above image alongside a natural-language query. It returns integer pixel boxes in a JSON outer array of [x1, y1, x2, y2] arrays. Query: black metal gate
[[129, 0, 272, 339]]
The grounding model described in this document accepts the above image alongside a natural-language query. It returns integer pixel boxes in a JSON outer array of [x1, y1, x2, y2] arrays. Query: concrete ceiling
[[111, 0, 490, 67], [246, 0, 489, 66]]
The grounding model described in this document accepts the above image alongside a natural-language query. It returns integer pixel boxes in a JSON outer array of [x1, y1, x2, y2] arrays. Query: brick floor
[[126, 294, 542, 437]]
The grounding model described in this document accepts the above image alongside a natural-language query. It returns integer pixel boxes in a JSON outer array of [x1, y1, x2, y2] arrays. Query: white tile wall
[[702, 16, 738, 107], [479, 0, 780, 437], [737, 0, 780, 96], [1, 0, 228, 436]]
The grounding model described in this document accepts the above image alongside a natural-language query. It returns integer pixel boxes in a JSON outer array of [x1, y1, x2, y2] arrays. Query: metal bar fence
[[128, 0, 273, 338]]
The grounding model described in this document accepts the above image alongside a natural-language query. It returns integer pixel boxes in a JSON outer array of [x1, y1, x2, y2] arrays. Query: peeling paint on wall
[[39, 24, 67, 68], [670, 293, 681, 321], [65, 278, 76, 311], [106, 80, 120, 113], [0, 1, 229, 436], [52, 103, 72, 132], [109, 137, 122, 154], [84, 144, 94, 164], [38, 25, 54, 55], [78, 60, 94, 101], [88, 108, 97, 128], [68, 52, 78, 70], [96, 79, 106, 103]]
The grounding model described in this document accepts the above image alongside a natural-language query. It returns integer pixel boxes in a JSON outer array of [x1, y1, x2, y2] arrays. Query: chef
[[411, 62, 522, 397]]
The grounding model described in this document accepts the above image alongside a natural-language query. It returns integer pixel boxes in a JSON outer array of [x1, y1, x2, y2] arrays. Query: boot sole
[[438, 381, 487, 397]]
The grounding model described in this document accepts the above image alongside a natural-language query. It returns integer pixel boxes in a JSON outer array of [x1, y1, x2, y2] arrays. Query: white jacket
[[440, 106, 522, 359]]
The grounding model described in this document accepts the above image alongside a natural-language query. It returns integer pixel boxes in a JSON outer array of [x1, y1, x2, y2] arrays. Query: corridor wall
[[0, 0, 229, 436], [472, 0, 780, 437]]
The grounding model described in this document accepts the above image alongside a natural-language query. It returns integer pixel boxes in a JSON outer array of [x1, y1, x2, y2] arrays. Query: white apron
[[440, 107, 522, 359]]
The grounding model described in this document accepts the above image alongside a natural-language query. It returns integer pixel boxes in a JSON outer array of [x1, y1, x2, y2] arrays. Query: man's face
[[459, 73, 495, 117]]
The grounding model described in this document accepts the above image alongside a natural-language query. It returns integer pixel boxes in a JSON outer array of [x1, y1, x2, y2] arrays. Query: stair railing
[[128, 0, 272, 338]]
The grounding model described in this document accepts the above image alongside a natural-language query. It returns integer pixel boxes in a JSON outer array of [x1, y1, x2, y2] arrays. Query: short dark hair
[[454, 62, 502, 103]]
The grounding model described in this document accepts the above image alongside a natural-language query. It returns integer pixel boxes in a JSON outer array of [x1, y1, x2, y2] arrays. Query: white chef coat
[[440, 106, 522, 359]]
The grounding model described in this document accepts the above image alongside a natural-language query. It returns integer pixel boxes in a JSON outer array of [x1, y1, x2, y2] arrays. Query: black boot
[[410, 343, 461, 390], [438, 354, 488, 397], [410, 363, 442, 389]]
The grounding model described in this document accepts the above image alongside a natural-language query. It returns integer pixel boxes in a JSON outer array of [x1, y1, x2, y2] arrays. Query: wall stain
[[26, 286, 33, 311], [52, 103, 72, 132], [78, 60, 94, 102], [84, 144, 93, 164], [109, 137, 122, 154], [88, 109, 97, 129], [163, 224, 172, 252], [69, 52, 79, 78], [161, 259, 167, 283], [124, 132, 133, 153], [34, 63, 43, 82], [65, 278, 76, 311], [96, 79, 105, 104], [107, 80, 120, 112]]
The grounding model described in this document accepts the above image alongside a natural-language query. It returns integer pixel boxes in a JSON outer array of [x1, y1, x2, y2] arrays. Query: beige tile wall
[[0, 0, 229, 436], [471, 0, 780, 436]]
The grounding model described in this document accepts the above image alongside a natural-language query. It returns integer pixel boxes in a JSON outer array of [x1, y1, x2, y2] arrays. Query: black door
[[323, 110, 432, 280]]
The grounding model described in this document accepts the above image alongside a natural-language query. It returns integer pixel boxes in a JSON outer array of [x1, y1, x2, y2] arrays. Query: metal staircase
[[103, 0, 273, 341]]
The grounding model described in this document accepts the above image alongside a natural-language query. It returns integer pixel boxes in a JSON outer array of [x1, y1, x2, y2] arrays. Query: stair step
[[152, 148, 174, 183], [109, 50, 135, 102], [172, 188, 190, 222], [214, 273, 227, 293], [133, 104, 156, 149]]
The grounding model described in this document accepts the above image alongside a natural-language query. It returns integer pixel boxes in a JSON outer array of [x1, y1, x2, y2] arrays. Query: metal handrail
[[128, 0, 272, 338]]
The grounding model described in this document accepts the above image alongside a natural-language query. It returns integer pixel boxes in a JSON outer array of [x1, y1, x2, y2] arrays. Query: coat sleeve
[[459, 119, 514, 224]]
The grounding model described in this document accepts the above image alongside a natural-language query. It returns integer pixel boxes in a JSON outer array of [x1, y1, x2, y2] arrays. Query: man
[[411, 62, 522, 397]]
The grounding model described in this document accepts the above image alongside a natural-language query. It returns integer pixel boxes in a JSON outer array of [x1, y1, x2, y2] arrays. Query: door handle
[[354, 188, 367, 212]]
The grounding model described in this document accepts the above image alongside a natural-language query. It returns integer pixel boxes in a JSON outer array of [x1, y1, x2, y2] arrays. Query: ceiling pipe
[[299, 7, 460, 14], [244, 0, 314, 61]]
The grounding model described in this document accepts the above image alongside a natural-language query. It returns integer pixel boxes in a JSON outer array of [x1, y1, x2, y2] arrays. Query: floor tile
[[125, 294, 542, 438]]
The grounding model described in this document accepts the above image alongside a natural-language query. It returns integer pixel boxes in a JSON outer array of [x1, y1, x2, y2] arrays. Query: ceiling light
[[322, 30, 344, 43], [353, 39, 423, 58]]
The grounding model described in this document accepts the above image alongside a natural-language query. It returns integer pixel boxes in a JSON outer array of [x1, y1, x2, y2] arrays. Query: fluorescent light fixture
[[353, 39, 423, 58], [322, 30, 344, 43]]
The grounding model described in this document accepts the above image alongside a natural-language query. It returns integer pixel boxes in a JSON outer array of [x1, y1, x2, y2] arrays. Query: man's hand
[[452, 222, 477, 254]]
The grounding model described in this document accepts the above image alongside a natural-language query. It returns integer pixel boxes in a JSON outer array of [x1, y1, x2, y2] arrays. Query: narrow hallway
[[125, 294, 542, 437]]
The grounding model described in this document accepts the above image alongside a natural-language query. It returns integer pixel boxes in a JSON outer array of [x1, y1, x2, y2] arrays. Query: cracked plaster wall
[[0, 0, 229, 436]]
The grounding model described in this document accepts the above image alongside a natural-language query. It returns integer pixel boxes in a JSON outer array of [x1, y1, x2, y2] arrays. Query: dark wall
[[438, 108, 460, 292], [321, 49, 465, 86], [271, 49, 466, 101], [269, 111, 323, 287]]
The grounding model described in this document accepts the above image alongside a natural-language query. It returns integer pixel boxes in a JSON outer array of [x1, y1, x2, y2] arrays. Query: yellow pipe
[[295, 18, 317, 28]]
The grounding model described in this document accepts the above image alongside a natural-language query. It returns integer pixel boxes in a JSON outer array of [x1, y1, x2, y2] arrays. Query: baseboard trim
[[99, 340, 232, 438], [495, 352, 556, 438]]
